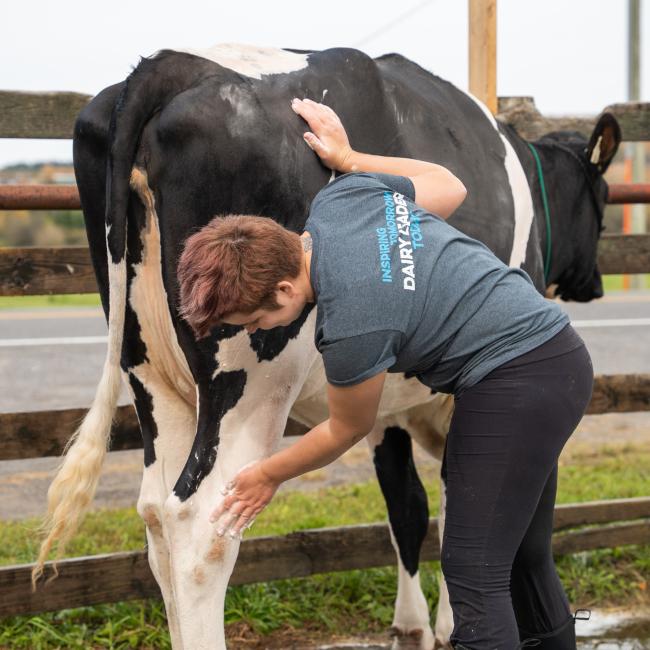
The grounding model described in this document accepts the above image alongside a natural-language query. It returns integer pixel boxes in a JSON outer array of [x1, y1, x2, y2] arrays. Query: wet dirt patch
[[223, 609, 650, 649]]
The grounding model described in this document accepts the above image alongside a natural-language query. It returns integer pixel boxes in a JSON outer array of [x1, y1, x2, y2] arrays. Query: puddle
[[312, 609, 650, 650], [576, 609, 650, 648]]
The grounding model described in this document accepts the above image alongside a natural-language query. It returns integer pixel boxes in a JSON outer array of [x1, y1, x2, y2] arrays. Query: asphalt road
[[1, 291, 650, 414]]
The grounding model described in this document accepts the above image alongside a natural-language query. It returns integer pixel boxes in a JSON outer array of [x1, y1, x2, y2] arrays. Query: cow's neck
[[525, 142, 579, 288]]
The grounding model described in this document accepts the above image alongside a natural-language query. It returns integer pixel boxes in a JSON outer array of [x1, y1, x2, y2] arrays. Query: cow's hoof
[[389, 625, 435, 649]]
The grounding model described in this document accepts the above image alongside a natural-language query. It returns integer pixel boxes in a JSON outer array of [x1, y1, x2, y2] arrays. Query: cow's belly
[[290, 355, 452, 458]]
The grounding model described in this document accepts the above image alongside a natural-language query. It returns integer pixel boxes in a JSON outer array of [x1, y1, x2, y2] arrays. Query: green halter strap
[[527, 142, 552, 283]]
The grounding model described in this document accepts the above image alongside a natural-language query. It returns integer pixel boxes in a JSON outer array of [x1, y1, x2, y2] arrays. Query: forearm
[[340, 149, 466, 217], [340, 149, 439, 178], [260, 419, 364, 484]]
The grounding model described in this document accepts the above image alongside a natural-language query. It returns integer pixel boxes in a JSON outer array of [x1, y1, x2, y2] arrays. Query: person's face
[[222, 282, 306, 334]]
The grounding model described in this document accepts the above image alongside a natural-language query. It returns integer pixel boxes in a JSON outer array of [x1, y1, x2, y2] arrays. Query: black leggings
[[441, 324, 594, 650]]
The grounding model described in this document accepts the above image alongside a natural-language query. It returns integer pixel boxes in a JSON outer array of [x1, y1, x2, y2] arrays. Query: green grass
[[0, 294, 101, 310], [1, 275, 647, 312], [0, 446, 648, 648], [602, 274, 650, 291]]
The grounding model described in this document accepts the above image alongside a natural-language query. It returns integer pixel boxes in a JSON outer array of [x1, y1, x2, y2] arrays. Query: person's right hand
[[291, 98, 355, 172]]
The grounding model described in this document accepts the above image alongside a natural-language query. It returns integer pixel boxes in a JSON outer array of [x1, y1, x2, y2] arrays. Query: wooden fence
[[0, 91, 649, 618]]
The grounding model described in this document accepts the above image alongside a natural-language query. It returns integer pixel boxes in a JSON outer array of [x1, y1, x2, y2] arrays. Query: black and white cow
[[36, 44, 620, 650]]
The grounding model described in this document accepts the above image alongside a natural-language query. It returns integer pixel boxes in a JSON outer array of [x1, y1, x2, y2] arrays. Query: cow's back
[[374, 53, 541, 282]]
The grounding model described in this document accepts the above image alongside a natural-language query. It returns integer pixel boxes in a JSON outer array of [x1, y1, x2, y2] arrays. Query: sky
[[1, 0, 648, 167]]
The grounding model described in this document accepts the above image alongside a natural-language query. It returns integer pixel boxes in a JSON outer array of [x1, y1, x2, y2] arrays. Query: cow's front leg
[[127, 367, 197, 650], [369, 424, 434, 650]]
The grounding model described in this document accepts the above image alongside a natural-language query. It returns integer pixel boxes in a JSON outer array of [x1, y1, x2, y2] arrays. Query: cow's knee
[[162, 493, 194, 524]]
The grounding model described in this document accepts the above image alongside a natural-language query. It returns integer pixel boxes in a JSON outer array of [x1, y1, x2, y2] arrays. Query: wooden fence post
[[469, 0, 497, 114]]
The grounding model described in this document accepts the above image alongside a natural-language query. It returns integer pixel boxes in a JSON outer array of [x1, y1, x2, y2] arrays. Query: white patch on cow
[[464, 91, 535, 269], [590, 135, 602, 164], [291, 358, 441, 432], [218, 83, 263, 139], [434, 480, 455, 648], [173, 43, 309, 79], [321, 88, 328, 101], [211, 314, 319, 461], [392, 567, 436, 649], [128, 168, 195, 403]]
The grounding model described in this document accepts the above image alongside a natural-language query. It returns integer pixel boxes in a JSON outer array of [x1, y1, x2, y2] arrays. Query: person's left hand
[[210, 461, 279, 538]]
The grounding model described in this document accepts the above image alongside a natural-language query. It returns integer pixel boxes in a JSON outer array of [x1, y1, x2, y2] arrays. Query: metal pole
[[628, 0, 646, 288]]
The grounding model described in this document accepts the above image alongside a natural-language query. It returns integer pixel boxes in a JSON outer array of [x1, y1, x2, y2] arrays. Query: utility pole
[[627, 0, 646, 289]]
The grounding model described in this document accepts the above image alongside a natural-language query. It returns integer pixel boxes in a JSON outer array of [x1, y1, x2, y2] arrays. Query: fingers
[[210, 482, 261, 536], [210, 479, 239, 522], [303, 131, 325, 153], [230, 508, 257, 536], [217, 505, 259, 538], [291, 97, 335, 127], [291, 98, 324, 129]]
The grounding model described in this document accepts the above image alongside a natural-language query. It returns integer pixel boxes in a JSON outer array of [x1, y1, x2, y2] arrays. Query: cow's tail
[[32, 52, 215, 587]]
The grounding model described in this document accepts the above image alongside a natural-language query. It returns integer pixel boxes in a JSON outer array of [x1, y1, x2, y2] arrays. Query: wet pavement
[[305, 609, 650, 649], [576, 609, 650, 649]]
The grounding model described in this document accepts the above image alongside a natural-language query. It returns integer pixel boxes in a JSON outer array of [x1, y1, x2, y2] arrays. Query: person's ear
[[275, 280, 296, 301]]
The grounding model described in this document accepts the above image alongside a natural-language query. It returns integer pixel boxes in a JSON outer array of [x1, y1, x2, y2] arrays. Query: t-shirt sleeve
[[319, 329, 404, 386], [372, 173, 416, 201]]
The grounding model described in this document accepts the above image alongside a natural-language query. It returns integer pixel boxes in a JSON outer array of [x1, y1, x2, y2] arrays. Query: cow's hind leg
[[161, 330, 316, 650], [401, 396, 455, 650], [433, 473, 454, 650], [127, 367, 197, 650], [370, 425, 434, 650]]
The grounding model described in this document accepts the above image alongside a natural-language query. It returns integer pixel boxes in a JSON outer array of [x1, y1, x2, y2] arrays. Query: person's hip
[[454, 324, 594, 427]]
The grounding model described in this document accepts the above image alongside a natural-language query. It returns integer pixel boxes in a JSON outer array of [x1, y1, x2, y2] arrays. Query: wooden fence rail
[[2, 182, 649, 212], [0, 371, 648, 462], [2, 234, 649, 297], [1, 497, 648, 618]]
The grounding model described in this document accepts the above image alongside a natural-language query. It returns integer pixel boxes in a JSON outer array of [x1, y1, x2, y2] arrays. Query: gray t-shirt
[[304, 172, 569, 395]]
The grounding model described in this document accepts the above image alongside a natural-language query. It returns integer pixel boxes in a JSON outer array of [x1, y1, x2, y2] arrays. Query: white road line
[[571, 318, 650, 328], [1, 318, 650, 348], [0, 336, 108, 347]]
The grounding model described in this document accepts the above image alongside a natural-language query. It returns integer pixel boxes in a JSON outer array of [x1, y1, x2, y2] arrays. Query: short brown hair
[[177, 214, 303, 339]]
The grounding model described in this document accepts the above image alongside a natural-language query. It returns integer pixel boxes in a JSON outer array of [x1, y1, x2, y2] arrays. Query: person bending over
[[177, 98, 593, 650]]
